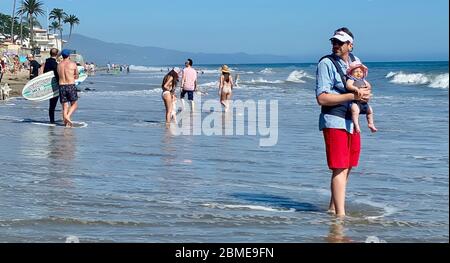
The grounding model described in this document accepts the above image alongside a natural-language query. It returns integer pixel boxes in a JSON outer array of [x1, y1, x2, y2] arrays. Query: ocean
[[0, 61, 448, 243]]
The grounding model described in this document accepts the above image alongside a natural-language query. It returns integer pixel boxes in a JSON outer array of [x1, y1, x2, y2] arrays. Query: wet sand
[[1, 71, 29, 97]]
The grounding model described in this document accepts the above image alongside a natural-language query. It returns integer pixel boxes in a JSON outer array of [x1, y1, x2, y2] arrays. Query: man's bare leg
[[62, 102, 72, 126], [329, 168, 352, 215], [181, 99, 186, 112], [328, 169, 350, 217], [66, 101, 78, 127]]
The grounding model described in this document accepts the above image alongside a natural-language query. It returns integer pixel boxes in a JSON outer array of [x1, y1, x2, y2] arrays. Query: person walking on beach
[[181, 59, 198, 111], [43, 48, 60, 124], [161, 67, 181, 125], [0, 58, 5, 83], [315, 27, 371, 217], [218, 65, 234, 112], [13, 55, 20, 76], [27, 54, 41, 80], [57, 49, 79, 127]]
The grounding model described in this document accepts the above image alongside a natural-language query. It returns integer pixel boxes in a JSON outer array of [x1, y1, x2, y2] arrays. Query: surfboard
[[27, 119, 88, 128], [22, 66, 88, 101]]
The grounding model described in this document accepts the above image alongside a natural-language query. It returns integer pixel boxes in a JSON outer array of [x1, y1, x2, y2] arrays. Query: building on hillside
[[21, 28, 65, 52]]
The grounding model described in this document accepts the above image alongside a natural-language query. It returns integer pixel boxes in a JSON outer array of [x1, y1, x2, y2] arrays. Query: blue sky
[[1, 0, 449, 62]]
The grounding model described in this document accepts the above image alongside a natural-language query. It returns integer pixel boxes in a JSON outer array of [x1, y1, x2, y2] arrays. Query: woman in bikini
[[161, 68, 180, 125], [218, 65, 234, 112]]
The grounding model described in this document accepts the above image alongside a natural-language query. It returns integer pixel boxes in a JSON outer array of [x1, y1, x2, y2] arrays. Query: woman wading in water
[[161, 68, 180, 125], [218, 65, 234, 112]]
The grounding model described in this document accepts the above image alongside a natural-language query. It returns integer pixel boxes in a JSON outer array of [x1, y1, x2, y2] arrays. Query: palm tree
[[22, 0, 45, 49], [64, 14, 79, 41], [11, 0, 17, 42], [49, 21, 60, 34], [49, 8, 66, 49], [16, 0, 26, 45]]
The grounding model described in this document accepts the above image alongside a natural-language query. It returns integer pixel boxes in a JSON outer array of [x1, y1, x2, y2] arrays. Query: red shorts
[[323, 128, 361, 170]]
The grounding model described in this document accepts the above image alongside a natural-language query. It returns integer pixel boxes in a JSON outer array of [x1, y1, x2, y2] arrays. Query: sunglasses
[[331, 39, 346, 45]]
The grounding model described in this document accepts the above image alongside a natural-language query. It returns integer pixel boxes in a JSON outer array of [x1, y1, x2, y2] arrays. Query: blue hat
[[61, 49, 71, 58]]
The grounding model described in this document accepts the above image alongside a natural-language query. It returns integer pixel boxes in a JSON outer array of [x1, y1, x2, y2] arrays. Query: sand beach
[[1, 70, 29, 97]]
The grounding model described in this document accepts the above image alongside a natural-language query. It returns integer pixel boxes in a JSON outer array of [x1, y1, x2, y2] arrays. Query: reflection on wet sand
[[48, 127, 77, 161], [326, 219, 353, 243], [47, 127, 77, 189]]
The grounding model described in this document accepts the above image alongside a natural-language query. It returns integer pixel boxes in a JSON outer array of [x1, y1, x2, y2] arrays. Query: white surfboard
[[22, 66, 88, 101], [29, 120, 88, 128]]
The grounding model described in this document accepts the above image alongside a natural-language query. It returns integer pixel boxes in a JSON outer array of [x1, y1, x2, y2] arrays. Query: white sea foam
[[129, 65, 168, 72], [286, 70, 314, 83], [386, 72, 449, 89], [199, 69, 220, 74], [247, 78, 284, 84], [260, 68, 274, 74], [81, 89, 160, 97], [0, 115, 24, 122], [353, 198, 399, 220], [429, 73, 449, 89], [202, 203, 295, 213], [200, 81, 219, 88]]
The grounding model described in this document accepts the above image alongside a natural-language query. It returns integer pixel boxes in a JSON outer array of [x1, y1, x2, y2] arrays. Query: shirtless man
[[57, 49, 79, 127]]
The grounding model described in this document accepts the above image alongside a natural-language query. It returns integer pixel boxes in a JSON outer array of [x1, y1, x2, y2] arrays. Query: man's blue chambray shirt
[[315, 55, 361, 134]]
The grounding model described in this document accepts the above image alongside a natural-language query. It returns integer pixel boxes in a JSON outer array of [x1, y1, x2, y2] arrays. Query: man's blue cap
[[61, 49, 71, 58]]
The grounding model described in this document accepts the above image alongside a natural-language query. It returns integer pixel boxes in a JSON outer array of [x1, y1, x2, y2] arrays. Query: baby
[[346, 62, 378, 133]]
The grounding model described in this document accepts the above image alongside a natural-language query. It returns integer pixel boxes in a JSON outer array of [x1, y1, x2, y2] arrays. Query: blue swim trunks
[[59, 84, 78, 103], [180, 90, 194, 101]]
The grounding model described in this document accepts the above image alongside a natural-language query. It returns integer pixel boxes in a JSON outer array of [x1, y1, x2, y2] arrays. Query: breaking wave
[[386, 72, 448, 89]]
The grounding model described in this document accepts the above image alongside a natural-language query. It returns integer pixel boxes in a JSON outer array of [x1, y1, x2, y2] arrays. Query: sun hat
[[173, 67, 181, 74], [330, 31, 354, 44], [347, 61, 368, 77], [221, 65, 231, 74]]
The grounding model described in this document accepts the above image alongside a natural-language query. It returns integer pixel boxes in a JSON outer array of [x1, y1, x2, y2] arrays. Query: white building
[[22, 28, 65, 51]]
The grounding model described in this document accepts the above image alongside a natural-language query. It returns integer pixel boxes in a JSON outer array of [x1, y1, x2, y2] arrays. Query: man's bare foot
[[368, 124, 378, 133], [65, 117, 73, 127]]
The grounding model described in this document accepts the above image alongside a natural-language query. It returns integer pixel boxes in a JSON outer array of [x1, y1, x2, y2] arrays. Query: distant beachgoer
[[13, 55, 20, 76], [107, 62, 111, 73], [90, 63, 96, 76], [43, 48, 60, 124], [27, 54, 41, 80], [57, 49, 80, 127], [127, 65, 130, 74], [315, 27, 371, 217], [181, 59, 198, 111], [161, 67, 180, 125], [346, 62, 377, 133], [235, 74, 240, 87], [219, 65, 234, 112], [0, 58, 5, 83]]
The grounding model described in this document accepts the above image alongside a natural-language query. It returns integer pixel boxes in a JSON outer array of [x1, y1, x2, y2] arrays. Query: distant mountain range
[[65, 34, 298, 65]]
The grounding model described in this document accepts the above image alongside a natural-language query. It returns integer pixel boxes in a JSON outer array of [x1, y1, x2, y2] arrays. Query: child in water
[[346, 62, 378, 133]]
